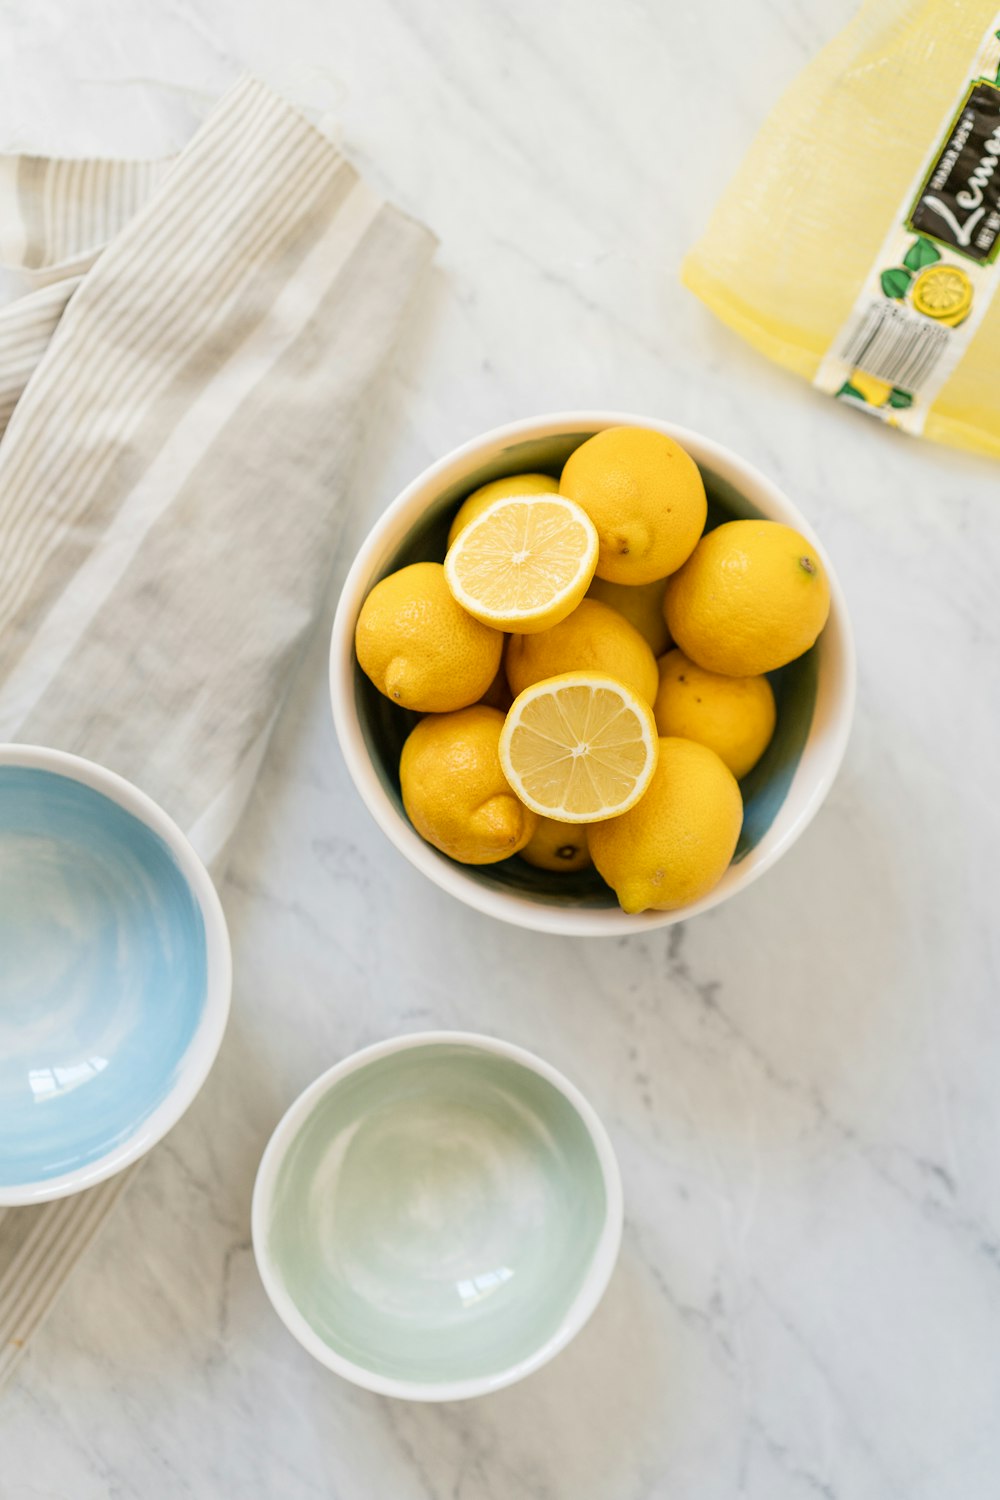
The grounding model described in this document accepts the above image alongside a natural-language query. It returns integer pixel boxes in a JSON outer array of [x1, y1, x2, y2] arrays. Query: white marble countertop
[[3, 1, 1000, 1495]]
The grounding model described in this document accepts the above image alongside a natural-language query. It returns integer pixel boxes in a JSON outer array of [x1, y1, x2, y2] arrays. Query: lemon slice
[[444, 495, 598, 633], [499, 672, 658, 824], [912, 264, 973, 322]]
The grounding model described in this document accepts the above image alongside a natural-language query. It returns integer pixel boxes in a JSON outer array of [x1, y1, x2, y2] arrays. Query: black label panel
[[909, 81, 1000, 264]]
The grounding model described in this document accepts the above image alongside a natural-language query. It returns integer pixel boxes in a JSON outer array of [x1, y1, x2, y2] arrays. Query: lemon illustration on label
[[912, 264, 973, 326], [836, 370, 913, 411], [847, 371, 893, 407]]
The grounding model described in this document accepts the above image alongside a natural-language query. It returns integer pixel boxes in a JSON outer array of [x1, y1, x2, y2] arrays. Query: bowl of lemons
[[330, 412, 855, 935]]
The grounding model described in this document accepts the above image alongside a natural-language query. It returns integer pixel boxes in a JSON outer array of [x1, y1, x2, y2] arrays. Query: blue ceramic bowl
[[331, 411, 856, 935], [0, 745, 231, 1205]]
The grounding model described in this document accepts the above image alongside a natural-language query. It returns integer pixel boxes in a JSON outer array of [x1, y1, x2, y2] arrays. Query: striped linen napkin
[[0, 75, 434, 1388]]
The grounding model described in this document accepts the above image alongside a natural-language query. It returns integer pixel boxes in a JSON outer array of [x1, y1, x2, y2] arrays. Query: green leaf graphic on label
[[903, 237, 941, 271], [837, 381, 865, 402], [888, 388, 914, 408], [881, 267, 913, 299]]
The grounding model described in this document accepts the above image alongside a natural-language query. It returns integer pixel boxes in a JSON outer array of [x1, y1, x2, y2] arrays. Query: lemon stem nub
[[799, 556, 816, 574]]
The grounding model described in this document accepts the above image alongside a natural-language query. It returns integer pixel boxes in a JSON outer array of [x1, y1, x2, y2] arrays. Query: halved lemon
[[444, 495, 598, 633], [499, 671, 658, 823]]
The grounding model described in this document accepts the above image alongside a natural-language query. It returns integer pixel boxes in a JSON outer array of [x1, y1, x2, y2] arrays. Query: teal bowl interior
[[352, 430, 820, 910], [263, 1042, 611, 1387], [0, 764, 210, 1197]]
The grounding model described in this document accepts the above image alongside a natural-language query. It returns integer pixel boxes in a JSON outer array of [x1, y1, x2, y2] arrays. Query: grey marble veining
[[2, 0, 1000, 1495]]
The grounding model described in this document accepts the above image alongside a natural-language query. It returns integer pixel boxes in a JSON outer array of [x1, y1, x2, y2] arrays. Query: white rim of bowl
[[330, 410, 857, 936], [251, 1029, 624, 1402], [0, 743, 233, 1206]]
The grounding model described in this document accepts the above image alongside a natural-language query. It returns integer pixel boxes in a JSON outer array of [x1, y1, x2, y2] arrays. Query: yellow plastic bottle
[[683, 1, 1000, 458]]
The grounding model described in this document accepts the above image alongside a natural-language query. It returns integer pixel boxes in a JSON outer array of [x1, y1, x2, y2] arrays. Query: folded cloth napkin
[[0, 75, 434, 1389]]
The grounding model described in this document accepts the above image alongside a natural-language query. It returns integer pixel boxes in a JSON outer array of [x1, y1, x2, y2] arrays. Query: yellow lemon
[[355, 562, 502, 713], [654, 649, 776, 779], [444, 495, 598, 632], [447, 473, 558, 547], [520, 816, 592, 873], [664, 520, 830, 676], [400, 705, 538, 864], [499, 672, 658, 823], [559, 426, 706, 584], [505, 598, 659, 706], [587, 574, 672, 655], [589, 738, 743, 913]]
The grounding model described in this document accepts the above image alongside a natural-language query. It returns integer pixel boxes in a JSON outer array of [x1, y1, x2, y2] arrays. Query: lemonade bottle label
[[814, 17, 1000, 432]]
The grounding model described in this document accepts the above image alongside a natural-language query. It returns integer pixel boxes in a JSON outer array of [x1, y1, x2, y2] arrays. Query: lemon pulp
[[445, 496, 598, 632], [499, 672, 658, 824]]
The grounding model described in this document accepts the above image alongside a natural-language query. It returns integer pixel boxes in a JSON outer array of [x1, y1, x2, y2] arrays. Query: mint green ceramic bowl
[[251, 1033, 623, 1401]]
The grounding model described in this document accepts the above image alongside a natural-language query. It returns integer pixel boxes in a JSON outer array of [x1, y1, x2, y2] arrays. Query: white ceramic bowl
[[0, 744, 232, 1205], [330, 411, 856, 936], [252, 1031, 623, 1401]]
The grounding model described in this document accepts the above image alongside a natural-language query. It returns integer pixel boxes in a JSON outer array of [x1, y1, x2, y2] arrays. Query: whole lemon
[[589, 738, 743, 913], [520, 816, 592, 873], [587, 574, 672, 655], [400, 706, 538, 864], [355, 562, 502, 713], [505, 598, 659, 706], [447, 473, 558, 547], [559, 427, 706, 585], [664, 520, 831, 676], [654, 650, 776, 779]]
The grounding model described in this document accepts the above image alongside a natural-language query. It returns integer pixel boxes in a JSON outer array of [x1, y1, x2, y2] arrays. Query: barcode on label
[[839, 301, 950, 390]]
